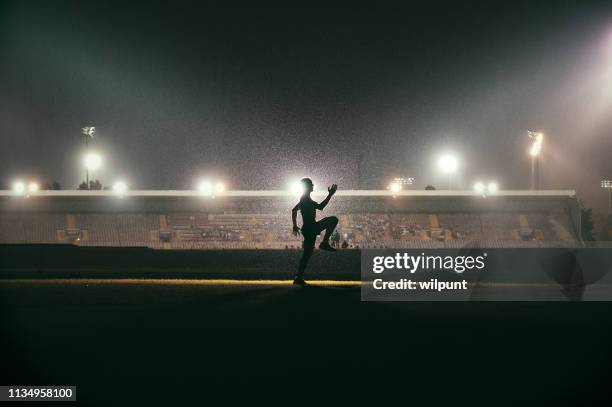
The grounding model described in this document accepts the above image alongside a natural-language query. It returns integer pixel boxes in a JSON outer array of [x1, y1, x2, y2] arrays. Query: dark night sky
[[1, 1, 612, 209]]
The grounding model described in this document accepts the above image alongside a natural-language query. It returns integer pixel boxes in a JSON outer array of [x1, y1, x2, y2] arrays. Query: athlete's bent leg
[[319, 216, 338, 243], [318, 216, 338, 252]]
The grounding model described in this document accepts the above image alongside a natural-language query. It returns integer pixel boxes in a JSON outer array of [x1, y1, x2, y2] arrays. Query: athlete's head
[[300, 177, 314, 194]]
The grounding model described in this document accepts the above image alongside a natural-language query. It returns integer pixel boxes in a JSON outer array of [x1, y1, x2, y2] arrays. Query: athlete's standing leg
[[295, 234, 316, 285]]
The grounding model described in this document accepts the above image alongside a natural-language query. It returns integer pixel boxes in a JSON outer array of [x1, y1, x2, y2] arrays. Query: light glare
[[529, 142, 542, 157], [214, 182, 225, 194], [113, 181, 128, 196], [290, 181, 305, 197], [438, 154, 458, 173], [27, 182, 39, 193], [474, 182, 485, 194], [528, 132, 543, 157], [198, 180, 213, 196], [13, 181, 25, 194], [389, 182, 402, 194], [84, 153, 102, 170]]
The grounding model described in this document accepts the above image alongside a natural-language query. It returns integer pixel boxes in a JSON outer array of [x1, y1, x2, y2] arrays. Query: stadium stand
[[0, 191, 582, 249]]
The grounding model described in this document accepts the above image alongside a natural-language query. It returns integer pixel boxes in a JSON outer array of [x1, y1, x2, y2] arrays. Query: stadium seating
[[0, 195, 581, 249]]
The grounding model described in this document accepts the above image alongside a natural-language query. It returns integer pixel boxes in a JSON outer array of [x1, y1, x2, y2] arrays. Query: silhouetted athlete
[[291, 178, 338, 286]]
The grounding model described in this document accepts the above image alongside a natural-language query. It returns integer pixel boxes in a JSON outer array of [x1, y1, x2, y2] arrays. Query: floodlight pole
[[533, 154, 540, 191], [528, 131, 542, 190], [603, 180, 612, 215], [530, 155, 540, 190], [81, 126, 95, 189], [530, 156, 534, 190], [85, 136, 89, 189]]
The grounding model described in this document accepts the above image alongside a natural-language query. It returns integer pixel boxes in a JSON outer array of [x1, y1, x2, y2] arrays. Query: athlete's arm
[[291, 203, 300, 235], [316, 184, 338, 210]]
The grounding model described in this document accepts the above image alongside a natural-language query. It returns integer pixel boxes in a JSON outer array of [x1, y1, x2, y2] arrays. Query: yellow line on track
[[0, 278, 363, 287], [4, 280, 606, 288]]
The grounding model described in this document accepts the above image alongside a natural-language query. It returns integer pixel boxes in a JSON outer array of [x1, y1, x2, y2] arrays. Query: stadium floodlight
[[438, 153, 458, 190], [84, 153, 102, 171], [438, 154, 458, 173], [81, 126, 98, 189], [529, 142, 542, 157], [113, 181, 128, 197], [198, 180, 213, 196], [83, 152, 102, 190], [487, 182, 498, 194], [392, 177, 414, 186], [289, 180, 305, 197], [81, 126, 96, 140], [27, 182, 39, 193], [214, 182, 225, 195], [602, 180, 612, 214], [473, 182, 485, 194], [198, 179, 225, 197], [527, 131, 543, 190], [12, 181, 26, 195], [389, 182, 402, 194]]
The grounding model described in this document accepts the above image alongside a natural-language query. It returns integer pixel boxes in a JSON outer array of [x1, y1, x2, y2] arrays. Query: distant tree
[[603, 214, 612, 241], [89, 180, 103, 190], [581, 207, 595, 241], [425, 185, 436, 190], [77, 180, 103, 190], [592, 212, 610, 241], [46, 181, 61, 190]]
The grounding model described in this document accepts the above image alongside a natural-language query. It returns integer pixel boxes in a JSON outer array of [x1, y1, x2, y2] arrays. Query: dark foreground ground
[[1, 279, 612, 406]]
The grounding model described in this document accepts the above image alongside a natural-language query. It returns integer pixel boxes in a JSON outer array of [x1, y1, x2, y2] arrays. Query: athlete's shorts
[[301, 215, 341, 249], [301, 222, 323, 238]]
